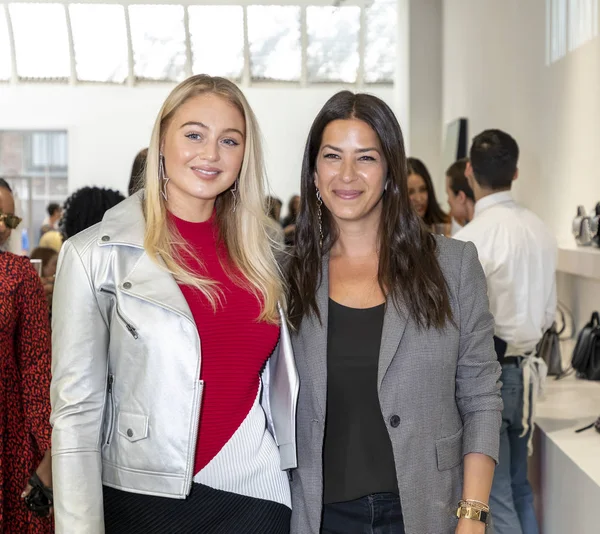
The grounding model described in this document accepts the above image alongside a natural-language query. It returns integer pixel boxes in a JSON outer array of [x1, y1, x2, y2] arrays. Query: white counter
[[531, 364, 600, 534]]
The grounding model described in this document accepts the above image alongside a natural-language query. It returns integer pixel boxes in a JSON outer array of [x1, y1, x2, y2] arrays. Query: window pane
[[129, 5, 186, 81], [248, 6, 301, 82], [70, 4, 128, 83], [364, 0, 396, 83], [550, 0, 568, 62], [307, 6, 360, 83], [568, 0, 598, 52], [10, 3, 70, 79], [0, 8, 11, 80], [189, 6, 243, 79]]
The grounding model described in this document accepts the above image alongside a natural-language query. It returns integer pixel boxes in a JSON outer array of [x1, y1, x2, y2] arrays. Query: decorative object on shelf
[[591, 202, 600, 247], [571, 311, 600, 380], [537, 302, 574, 378], [572, 205, 594, 246]]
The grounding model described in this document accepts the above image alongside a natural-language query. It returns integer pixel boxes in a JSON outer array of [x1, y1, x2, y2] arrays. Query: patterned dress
[[0, 252, 53, 533]]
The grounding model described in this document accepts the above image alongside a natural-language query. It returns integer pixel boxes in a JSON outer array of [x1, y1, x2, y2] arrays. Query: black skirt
[[103, 483, 290, 534]]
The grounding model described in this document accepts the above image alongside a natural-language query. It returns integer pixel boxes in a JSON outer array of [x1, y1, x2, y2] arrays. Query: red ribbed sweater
[[170, 212, 280, 474]]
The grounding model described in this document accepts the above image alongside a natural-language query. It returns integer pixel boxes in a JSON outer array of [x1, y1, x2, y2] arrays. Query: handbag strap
[[592, 311, 600, 328]]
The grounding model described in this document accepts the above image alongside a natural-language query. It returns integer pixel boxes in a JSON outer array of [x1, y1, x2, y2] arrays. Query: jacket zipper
[[106, 374, 116, 445], [99, 288, 139, 339]]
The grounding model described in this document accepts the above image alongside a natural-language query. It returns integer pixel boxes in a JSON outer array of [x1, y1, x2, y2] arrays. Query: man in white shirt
[[454, 130, 556, 534], [445, 158, 475, 236]]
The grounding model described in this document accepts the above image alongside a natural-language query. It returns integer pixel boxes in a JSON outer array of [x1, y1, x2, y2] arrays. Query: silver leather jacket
[[50, 194, 299, 533]]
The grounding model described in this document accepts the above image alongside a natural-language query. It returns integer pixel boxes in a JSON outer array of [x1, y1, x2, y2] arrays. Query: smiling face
[[407, 172, 428, 218], [161, 92, 246, 220], [314, 119, 387, 225]]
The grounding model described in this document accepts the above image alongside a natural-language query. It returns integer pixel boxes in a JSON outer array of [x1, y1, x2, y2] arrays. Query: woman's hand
[[456, 518, 486, 534], [22, 449, 52, 498]]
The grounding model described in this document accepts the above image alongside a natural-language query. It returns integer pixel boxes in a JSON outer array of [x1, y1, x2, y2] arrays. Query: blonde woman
[[50, 75, 298, 534]]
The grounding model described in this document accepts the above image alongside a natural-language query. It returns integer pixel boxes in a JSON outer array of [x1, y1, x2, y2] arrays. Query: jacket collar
[[97, 191, 146, 248]]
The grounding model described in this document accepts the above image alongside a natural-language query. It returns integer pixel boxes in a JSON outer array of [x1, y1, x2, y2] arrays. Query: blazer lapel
[[378, 296, 408, 391], [302, 256, 330, 419]]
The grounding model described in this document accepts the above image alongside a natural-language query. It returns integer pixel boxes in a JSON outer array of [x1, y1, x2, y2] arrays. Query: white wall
[[0, 84, 393, 213], [443, 0, 600, 242]]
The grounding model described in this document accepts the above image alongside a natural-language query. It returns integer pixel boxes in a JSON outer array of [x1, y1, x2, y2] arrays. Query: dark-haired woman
[[407, 157, 450, 233], [286, 92, 502, 534]]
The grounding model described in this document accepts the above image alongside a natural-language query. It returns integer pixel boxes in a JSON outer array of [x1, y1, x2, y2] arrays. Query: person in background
[[60, 186, 126, 239], [0, 178, 53, 533], [282, 195, 301, 246], [286, 91, 502, 534], [30, 246, 59, 312], [51, 75, 297, 534], [38, 229, 63, 253], [454, 130, 557, 534], [266, 196, 283, 223], [40, 202, 63, 236], [445, 158, 475, 236], [128, 148, 148, 196], [407, 157, 450, 234]]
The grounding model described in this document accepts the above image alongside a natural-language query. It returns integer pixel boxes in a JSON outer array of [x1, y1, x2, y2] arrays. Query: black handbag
[[537, 303, 573, 377], [571, 311, 600, 380], [537, 321, 564, 376]]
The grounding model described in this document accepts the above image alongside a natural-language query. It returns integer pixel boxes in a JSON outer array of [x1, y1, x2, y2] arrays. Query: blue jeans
[[490, 365, 539, 534], [321, 493, 405, 534]]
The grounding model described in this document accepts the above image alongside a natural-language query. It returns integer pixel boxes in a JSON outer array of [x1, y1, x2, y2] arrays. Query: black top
[[323, 299, 399, 504]]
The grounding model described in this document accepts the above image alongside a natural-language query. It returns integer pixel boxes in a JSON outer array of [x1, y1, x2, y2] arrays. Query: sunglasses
[[0, 211, 22, 229]]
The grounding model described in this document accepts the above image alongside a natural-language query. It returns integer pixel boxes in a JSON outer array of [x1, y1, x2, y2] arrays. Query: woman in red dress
[[0, 178, 53, 533]]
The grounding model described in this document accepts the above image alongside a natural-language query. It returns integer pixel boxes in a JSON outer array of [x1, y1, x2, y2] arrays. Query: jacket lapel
[[122, 253, 195, 324], [377, 296, 408, 391], [302, 256, 330, 419]]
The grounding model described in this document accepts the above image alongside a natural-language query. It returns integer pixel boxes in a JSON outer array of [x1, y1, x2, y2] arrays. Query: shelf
[[557, 242, 600, 281]]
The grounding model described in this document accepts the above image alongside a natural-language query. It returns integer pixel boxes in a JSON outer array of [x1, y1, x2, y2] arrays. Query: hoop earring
[[159, 153, 169, 201], [231, 179, 238, 213], [316, 188, 323, 249]]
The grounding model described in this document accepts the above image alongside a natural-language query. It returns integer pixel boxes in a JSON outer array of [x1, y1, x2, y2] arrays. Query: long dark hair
[[407, 157, 449, 226], [287, 91, 452, 330]]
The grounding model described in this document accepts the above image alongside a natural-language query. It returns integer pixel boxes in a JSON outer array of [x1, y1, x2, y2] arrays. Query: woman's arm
[[455, 242, 503, 532], [51, 239, 109, 534], [15, 259, 53, 484]]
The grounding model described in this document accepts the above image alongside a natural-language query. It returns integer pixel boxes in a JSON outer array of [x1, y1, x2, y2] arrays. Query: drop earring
[[231, 180, 238, 213], [159, 153, 169, 201], [316, 188, 323, 249]]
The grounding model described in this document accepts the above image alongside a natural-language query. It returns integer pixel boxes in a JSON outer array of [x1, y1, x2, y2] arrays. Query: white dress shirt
[[453, 191, 557, 355]]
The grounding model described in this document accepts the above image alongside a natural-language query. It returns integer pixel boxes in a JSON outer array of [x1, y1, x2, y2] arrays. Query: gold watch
[[456, 504, 489, 523]]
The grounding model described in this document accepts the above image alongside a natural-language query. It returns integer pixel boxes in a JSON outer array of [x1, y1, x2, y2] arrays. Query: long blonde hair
[[143, 75, 284, 323]]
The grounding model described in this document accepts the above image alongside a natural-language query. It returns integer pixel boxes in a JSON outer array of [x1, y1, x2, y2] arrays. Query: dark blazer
[[289, 237, 502, 534]]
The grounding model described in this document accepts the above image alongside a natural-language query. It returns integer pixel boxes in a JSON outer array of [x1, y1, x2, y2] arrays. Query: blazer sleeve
[[15, 259, 52, 453], [50, 239, 108, 534], [455, 241, 503, 463]]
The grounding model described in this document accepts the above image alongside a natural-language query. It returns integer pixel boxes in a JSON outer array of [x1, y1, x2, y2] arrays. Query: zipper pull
[[108, 374, 114, 393], [126, 324, 139, 339]]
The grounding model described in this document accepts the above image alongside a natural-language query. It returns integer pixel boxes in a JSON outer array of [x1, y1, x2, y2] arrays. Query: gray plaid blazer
[[289, 237, 502, 534]]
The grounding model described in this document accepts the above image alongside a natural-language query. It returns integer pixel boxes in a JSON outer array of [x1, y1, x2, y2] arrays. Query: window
[[0, 131, 68, 252], [247, 6, 301, 82], [0, 7, 11, 80], [306, 6, 360, 83], [9, 3, 70, 79], [188, 6, 244, 80], [568, 0, 598, 51], [70, 4, 128, 83], [547, 0, 568, 63], [129, 4, 186, 81], [364, 0, 396, 83]]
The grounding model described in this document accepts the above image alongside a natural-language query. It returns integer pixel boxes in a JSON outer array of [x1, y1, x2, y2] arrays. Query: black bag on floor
[[571, 312, 600, 380]]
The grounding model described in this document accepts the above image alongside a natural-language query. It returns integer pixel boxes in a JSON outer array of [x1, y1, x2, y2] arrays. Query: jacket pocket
[[104, 374, 116, 445], [435, 426, 464, 471], [118, 412, 149, 443]]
